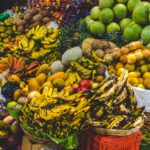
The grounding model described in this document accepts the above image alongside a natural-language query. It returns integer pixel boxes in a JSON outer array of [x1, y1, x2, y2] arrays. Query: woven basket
[[92, 119, 144, 136], [21, 125, 53, 144]]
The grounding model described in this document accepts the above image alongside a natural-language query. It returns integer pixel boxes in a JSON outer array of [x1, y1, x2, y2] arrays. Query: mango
[[28, 78, 40, 92], [36, 64, 50, 76], [35, 73, 47, 86]]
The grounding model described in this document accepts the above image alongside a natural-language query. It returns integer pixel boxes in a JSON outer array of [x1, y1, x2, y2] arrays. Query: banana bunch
[[69, 56, 100, 80], [65, 68, 81, 86], [20, 87, 90, 138], [13, 36, 36, 54], [86, 69, 144, 130], [10, 25, 60, 62], [0, 18, 18, 50], [27, 25, 47, 40]]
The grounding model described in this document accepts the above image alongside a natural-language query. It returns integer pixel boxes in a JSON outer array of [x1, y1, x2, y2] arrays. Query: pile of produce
[[7, 25, 60, 63], [85, 0, 150, 45], [12, 7, 51, 33], [105, 41, 150, 89], [0, 18, 19, 50], [86, 69, 144, 129]]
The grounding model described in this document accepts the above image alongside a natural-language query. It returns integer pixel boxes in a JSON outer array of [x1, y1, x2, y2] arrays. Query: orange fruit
[[138, 78, 143, 84], [128, 77, 139, 87], [143, 49, 150, 59], [120, 54, 128, 64], [120, 46, 129, 54], [112, 50, 121, 59], [144, 79, 150, 89], [125, 64, 135, 72], [137, 84, 145, 89], [141, 65, 148, 73], [134, 51, 143, 61], [143, 72, 150, 79], [115, 63, 124, 70], [127, 54, 137, 64], [128, 72, 138, 78]]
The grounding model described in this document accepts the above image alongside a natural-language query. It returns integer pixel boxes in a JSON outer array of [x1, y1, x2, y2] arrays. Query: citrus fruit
[[113, 4, 127, 19], [141, 26, 150, 44], [90, 6, 101, 20], [125, 64, 135, 71], [128, 72, 138, 78], [143, 72, 150, 79], [99, 0, 115, 9], [90, 21, 105, 34], [128, 77, 139, 87], [119, 18, 132, 31], [138, 78, 143, 84], [127, 53, 137, 64], [123, 22, 142, 42], [141, 65, 148, 73], [133, 2, 149, 25], [106, 22, 120, 33], [127, 0, 141, 12], [99, 8, 114, 24], [115, 63, 124, 70], [144, 79, 150, 89], [85, 16, 94, 30]]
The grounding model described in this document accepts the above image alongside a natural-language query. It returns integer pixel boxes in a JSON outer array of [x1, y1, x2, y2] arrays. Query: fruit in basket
[[106, 22, 120, 33], [141, 26, 150, 44], [144, 79, 150, 89], [99, 8, 114, 24], [132, 2, 149, 25], [99, 0, 115, 9], [90, 21, 105, 34], [123, 22, 142, 41], [90, 6, 101, 20], [113, 4, 127, 19]]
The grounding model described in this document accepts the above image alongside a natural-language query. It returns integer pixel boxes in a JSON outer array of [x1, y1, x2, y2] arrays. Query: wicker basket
[[21, 125, 53, 144], [92, 119, 144, 136]]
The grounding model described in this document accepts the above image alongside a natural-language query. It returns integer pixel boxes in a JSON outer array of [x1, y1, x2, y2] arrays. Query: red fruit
[[79, 79, 92, 89], [76, 87, 88, 92]]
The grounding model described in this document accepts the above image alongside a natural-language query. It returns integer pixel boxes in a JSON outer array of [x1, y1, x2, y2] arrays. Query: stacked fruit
[[85, 70, 144, 129], [9, 25, 60, 63], [0, 18, 18, 50], [85, 0, 150, 45], [12, 8, 51, 33], [19, 87, 90, 139], [105, 41, 150, 89]]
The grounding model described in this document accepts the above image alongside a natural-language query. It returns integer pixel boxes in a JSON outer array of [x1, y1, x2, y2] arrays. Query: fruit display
[[86, 70, 144, 129], [7, 25, 60, 63], [0, 18, 19, 50], [104, 41, 150, 89], [12, 8, 51, 33], [85, 0, 150, 45]]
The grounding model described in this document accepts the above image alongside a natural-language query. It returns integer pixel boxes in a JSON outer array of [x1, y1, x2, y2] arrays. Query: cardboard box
[[22, 136, 62, 150]]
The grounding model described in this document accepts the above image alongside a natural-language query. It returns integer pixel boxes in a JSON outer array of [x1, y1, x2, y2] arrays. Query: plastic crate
[[79, 130, 142, 150]]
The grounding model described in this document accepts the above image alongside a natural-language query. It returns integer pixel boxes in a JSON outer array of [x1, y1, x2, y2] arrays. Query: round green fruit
[[141, 26, 150, 44], [127, 0, 141, 12], [90, 6, 101, 20], [90, 21, 105, 34], [99, 0, 115, 9], [85, 17, 94, 30], [106, 22, 120, 33], [123, 22, 142, 42], [119, 18, 132, 31], [99, 8, 114, 24], [133, 2, 149, 25], [113, 4, 127, 19]]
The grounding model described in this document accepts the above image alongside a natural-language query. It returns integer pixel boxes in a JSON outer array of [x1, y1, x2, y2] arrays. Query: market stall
[[0, 0, 150, 150]]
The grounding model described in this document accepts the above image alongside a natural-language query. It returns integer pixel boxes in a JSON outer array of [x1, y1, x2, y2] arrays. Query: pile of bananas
[[68, 52, 104, 80], [20, 87, 90, 138], [86, 70, 144, 130], [10, 25, 60, 62], [0, 18, 18, 50]]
